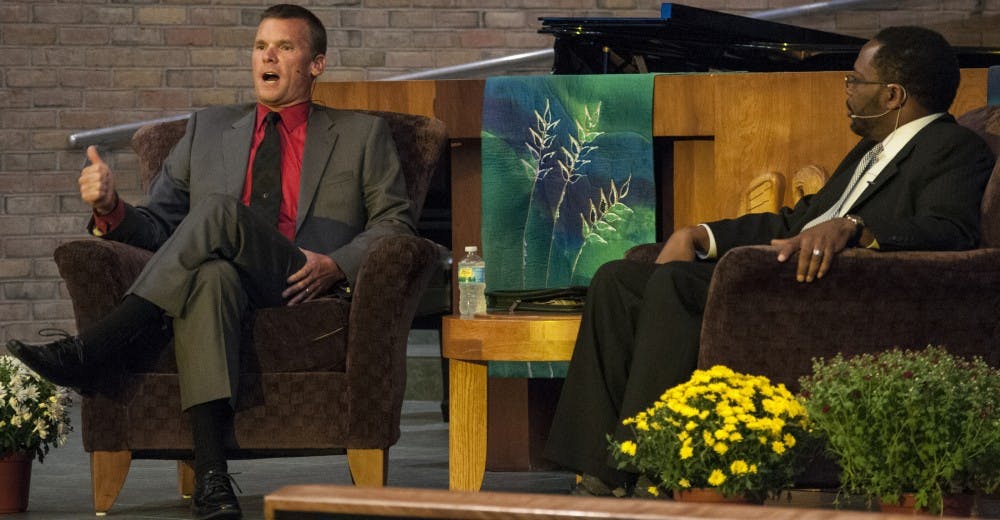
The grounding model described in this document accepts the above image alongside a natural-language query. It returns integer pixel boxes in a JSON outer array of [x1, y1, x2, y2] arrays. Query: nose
[[261, 46, 277, 62]]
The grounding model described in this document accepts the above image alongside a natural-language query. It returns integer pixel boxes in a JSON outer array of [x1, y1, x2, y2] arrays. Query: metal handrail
[[68, 113, 191, 150], [384, 49, 554, 81], [66, 0, 884, 150]]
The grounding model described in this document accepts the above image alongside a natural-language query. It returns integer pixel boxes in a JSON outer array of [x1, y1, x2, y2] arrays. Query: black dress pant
[[543, 259, 715, 486]]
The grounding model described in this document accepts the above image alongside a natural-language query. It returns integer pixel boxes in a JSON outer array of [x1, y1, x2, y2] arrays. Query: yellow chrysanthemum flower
[[783, 433, 796, 448], [679, 444, 694, 459], [707, 469, 726, 486], [714, 429, 729, 440], [647, 486, 660, 497], [730, 460, 750, 475], [620, 440, 637, 456], [678, 478, 691, 489], [685, 420, 697, 431], [713, 442, 728, 455], [772, 441, 786, 454]]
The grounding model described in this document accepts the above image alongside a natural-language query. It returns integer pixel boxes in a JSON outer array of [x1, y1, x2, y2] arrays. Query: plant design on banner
[[482, 75, 655, 290]]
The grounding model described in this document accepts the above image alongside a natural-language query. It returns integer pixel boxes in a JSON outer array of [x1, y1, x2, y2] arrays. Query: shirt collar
[[255, 101, 311, 132], [876, 112, 945, 161]]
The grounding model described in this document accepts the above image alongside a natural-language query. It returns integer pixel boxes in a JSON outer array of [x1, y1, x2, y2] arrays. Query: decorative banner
[[481, 74, 656, 290]]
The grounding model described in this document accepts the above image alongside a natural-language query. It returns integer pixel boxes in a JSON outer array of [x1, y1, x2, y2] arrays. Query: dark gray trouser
[[128, 194, 306, 410], [543, 259, 714, 487]]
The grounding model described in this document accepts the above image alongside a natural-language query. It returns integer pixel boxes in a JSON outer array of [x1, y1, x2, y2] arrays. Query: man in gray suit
[[7, 5, 413, 519]]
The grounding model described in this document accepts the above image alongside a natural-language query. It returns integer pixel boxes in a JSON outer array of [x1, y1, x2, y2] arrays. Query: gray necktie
[[832, 142, 884, 217]]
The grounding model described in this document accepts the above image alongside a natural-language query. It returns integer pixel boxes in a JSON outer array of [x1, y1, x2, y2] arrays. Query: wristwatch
[[844, 214, 865, 246]]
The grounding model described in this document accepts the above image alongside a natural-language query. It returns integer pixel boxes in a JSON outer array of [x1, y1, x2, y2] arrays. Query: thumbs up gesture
[[79, 145, 117, 215]]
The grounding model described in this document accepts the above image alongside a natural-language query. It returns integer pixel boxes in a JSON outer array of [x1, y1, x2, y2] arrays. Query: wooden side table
[[441, 313, 581, 491]]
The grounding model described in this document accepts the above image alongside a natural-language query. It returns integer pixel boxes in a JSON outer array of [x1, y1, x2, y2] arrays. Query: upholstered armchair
[[53, 110, 449, 514]]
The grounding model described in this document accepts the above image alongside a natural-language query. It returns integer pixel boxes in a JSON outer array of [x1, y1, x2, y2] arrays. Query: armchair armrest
[[344, 234, 439, 443], [53, 239, 154, 331], [699, 245, 1000, 391]]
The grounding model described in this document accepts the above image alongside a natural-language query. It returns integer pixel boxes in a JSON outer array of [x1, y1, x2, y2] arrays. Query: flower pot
[[879, 493, 974, 517], [0, 452, 32, 513], [674, 487, 754, 504]]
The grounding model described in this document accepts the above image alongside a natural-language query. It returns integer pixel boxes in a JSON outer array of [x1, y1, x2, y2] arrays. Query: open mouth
[[262, 72, 280, 83]]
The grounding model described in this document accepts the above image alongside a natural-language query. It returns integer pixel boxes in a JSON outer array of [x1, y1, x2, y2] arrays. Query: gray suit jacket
[[103, 103, 415, 285]]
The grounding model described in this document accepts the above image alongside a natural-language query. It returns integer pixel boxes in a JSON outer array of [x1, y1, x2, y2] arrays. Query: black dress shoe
[[192, 470, 242, 520], [5, 329, 96, 391]]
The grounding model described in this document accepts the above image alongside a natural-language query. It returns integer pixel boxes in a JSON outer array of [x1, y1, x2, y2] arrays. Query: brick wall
[[1, 0, 998, 344]]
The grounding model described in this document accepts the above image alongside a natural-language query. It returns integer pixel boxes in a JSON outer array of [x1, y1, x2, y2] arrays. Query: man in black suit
[[7, 5, 412, 519], [544, 26, 996, 495]]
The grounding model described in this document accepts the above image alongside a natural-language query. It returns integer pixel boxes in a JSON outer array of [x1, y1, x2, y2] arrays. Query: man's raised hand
[[79, 145, 117, 215]]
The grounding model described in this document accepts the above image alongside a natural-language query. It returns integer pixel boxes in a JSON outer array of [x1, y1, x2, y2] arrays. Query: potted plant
[[799, 346, 1000, 516], [0, 355, 73, 513], [609, 365, 811, 503]]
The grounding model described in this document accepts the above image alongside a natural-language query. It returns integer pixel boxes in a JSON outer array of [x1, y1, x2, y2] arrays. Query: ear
[[310, 53, 326, 79], [885, 83, 908, 110]]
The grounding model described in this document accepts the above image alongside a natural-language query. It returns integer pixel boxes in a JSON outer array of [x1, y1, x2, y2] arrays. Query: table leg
[[448, 358, 487, 491]]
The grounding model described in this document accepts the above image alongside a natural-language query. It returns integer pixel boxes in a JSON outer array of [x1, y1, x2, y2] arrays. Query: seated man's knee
[[192, 259, 241, 290]]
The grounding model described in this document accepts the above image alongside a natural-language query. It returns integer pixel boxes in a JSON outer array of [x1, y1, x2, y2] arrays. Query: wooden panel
[[671, 139, 715, 229], [654, 74, 716, 136], [311, 80, 436, 115], [434, 79, 486, 139], [265, 484, 913, 519]]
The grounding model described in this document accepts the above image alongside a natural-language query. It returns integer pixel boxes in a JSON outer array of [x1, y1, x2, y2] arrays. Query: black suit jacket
[[709, 115, 996, 255]]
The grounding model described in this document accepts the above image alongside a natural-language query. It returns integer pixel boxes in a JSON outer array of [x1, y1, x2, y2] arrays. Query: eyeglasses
[[845, 75, 890, 89]]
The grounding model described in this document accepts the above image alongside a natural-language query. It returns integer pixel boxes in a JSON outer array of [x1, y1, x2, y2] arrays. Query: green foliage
[[0, 356, 73, 462], [799, 346, 1000, 514], [609, 366, 811, 502]]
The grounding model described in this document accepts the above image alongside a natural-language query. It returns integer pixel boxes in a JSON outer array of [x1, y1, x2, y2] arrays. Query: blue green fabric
[[481, 74, 656, 290]]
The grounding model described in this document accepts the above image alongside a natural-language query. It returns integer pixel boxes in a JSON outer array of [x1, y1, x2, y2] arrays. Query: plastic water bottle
[[458, 246, 486, 318]]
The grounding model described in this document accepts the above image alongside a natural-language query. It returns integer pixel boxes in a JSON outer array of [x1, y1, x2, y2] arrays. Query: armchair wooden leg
[[90, 450, 132, 516], [347, 448, 387, 487], [177, 460, 195, 498]]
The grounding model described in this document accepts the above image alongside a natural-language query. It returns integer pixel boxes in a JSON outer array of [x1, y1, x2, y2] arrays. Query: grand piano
[[540, 3, 1000, 74]]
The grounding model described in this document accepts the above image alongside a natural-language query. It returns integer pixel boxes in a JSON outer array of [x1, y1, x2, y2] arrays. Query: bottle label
[[458, 266, 485, 284]]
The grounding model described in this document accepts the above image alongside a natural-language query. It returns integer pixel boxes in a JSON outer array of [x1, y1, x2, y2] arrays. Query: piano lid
[[540, 3, 1000, 74]]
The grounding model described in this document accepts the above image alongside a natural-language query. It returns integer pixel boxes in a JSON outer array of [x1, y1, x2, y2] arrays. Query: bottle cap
[[464, 246, 478, 252]]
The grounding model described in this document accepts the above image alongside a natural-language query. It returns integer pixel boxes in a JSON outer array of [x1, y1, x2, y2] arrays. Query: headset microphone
[[848, 107, 895, 119], [849, 85, 907, 120]]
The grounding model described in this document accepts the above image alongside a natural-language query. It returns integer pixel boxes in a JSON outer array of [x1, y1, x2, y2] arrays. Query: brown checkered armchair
[[53, 109, 449, 514]]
